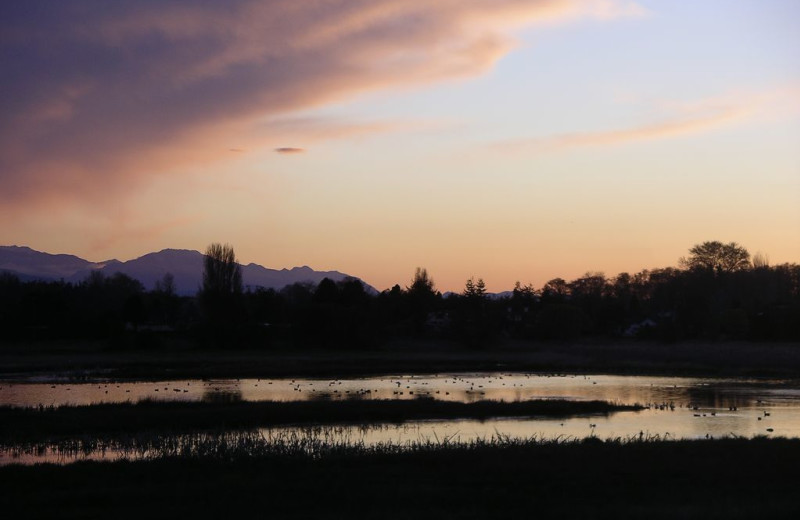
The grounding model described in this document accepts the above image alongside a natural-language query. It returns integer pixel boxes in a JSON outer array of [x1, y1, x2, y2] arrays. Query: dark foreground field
[[2, 438, 799, 519]]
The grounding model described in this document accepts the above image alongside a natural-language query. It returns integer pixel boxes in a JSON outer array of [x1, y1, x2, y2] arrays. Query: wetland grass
[[2, 436, 799, 519], [0, 398, 641, 443], [3, 426, 672, 464]]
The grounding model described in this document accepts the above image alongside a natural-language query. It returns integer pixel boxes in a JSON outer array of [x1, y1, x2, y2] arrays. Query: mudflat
[[2, 339, 799, 380]]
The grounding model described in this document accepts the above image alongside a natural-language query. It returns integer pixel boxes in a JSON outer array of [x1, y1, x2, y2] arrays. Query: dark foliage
[[1, 245, 799, 349]]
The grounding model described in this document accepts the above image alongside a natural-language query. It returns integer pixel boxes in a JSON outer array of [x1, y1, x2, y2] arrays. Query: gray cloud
[[0, 0, 642, 209]]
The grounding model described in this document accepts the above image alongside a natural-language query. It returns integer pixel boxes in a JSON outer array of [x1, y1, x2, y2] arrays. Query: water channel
[[3, 373, 799, 465]]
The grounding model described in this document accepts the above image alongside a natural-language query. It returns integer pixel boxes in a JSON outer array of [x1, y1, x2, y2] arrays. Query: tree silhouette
[[202, 243, 243, 297], [457, 277, 493, 347], [200, 243, 243, 345], [313, 277, 339, 304], [406, 267, 439, 336], [752, 252, 770, 269], [154, 272, 176, 296], [151, 272, 179, 326], [2, 238, 797, 345], [680, 241, 751, 274], [408, 267, 435, 295], [463, 277, 487, 299], [541, 278, 569, 303]]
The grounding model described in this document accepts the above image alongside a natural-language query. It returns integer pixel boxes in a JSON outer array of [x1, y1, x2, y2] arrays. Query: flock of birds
[[0, 374, 784, 437]]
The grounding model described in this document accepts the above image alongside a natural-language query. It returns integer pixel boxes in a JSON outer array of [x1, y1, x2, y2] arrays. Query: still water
[[2, 373, 799, 465]]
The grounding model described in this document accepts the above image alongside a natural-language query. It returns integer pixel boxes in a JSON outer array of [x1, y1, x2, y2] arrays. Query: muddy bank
[[2, 339, 799, 380]]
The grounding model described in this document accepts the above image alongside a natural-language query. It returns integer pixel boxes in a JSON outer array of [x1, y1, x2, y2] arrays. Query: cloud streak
[[491, 101, 754, 154], [0, 0, 643, 210]]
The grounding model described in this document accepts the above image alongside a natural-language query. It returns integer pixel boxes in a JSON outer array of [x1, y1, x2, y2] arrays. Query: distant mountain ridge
[[0, 246, 375, 295]]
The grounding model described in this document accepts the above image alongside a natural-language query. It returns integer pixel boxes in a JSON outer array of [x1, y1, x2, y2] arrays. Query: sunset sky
[[1, 0, 798, 292]]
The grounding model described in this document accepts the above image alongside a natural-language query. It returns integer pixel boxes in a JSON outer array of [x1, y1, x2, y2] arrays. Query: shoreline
[[2, 339, 799, 381]]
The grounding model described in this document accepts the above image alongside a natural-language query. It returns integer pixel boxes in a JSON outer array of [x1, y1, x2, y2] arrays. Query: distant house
[[506, 305, 531, 323], [125, 323, 175, 333], [426, 311, 450, 332], [623, 319, 657, 337]]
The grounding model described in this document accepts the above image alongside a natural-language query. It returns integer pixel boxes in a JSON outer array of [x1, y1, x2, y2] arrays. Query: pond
[[2, 373, 799, 465]]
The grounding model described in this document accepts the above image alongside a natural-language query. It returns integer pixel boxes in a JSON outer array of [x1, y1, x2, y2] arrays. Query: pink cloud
[[87, 214, 203, 254], [0, 0, 644, 211], [492, 103, 752, 154]]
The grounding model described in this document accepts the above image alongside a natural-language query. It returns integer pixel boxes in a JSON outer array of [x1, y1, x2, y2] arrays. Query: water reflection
[[201, 388, 243, 403], [2, 373, 800, 466], [1, 374, 798, 411], [4, 402, 799, 467]]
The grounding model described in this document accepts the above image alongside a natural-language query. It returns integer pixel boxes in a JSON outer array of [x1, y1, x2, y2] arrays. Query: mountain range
[[0, 246, 375, 296]]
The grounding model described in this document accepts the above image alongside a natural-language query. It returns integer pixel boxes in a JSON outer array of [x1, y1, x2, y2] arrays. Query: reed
[[0, 426, 734, 464], [2, 436, 799, 519], [0, 398, 641, 444]]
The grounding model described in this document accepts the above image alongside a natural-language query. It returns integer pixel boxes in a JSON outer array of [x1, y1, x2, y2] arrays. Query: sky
[[1, 0, 798, 292]]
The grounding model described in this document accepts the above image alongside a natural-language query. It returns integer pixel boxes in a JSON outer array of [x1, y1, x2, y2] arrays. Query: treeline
[[0, 242, 798, 348], [0, 271, 193, 344]]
